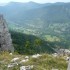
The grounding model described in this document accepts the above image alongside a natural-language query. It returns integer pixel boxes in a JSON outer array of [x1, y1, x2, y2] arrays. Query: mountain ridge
[[0, 2, 70, 50]]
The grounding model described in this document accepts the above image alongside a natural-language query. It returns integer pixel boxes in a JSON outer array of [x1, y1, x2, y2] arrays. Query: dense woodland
[[10, 30, 55, 54]]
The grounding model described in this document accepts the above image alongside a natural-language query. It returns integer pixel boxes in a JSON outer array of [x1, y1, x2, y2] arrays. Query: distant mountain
[[0, 2, 70, 50], [6, 1, 41, 9], [0, 3, 7, 6], [0, 2, 70, 23]]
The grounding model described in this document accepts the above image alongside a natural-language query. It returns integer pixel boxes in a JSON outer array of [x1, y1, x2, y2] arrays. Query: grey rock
[[0, 14, 14, 52], [67, 58, 70, 70], [20, 65, 33, 70]]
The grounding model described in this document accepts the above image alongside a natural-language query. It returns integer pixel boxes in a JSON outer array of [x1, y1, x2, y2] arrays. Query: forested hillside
[[10, 30, 56, 54]]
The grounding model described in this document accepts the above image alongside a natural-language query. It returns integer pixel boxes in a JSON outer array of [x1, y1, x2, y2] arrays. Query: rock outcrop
[[0, 14, 14, 52], [67, 58, 70, 70]]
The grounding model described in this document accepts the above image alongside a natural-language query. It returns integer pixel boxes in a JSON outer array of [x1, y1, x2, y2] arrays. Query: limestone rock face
[[0, 14, 14, 52]]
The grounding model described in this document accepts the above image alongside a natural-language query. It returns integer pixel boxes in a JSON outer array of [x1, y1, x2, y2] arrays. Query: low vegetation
[[0, 52, 68, 70]]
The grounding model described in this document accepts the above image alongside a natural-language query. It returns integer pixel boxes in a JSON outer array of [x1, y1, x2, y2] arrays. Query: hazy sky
[[0, 0, 70, 3]]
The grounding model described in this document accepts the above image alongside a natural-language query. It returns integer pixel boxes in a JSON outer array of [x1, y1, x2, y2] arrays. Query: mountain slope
[[10, 30, 56, 54], [0, 2, 70, 49]]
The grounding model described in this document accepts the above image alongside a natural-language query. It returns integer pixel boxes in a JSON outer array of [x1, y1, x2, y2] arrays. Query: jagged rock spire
[[0, 14, 14, 52]]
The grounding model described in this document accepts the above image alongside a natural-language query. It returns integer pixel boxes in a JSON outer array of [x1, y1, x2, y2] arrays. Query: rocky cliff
[[0, 14, 14, 52]]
